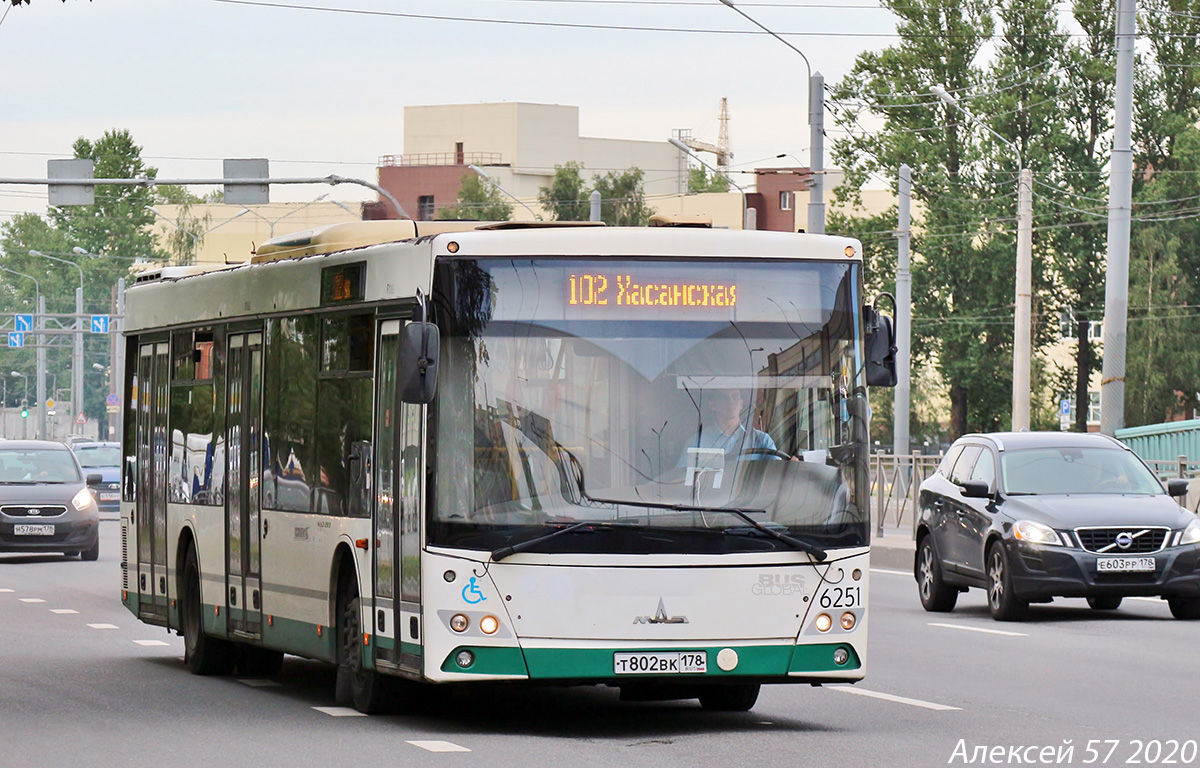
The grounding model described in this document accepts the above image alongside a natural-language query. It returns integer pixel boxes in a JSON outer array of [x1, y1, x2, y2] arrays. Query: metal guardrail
[[868, 451, 1200, 540], [870, 452, 942, 540], [377, 152, 504, 168]]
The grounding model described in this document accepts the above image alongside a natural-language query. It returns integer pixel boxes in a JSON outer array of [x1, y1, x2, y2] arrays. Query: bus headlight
[[840, 612, 856, 630], [814, 613, 832, 632], [455, 650, 474, 668], [450, 614, 469, 633], [479, 615, 500, 635]]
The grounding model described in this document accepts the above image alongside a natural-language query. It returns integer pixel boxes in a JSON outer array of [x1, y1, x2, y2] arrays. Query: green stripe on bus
[[522, 644, 793, 679], [439, 646, 530, 676], [788, 643, 861, 673]]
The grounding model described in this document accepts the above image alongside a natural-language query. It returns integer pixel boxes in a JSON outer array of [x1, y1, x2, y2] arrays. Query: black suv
[[914, 432, 1200, 621]]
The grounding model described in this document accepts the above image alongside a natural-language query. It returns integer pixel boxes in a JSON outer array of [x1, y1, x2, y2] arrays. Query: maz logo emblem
[[633, 598, 688, 625]]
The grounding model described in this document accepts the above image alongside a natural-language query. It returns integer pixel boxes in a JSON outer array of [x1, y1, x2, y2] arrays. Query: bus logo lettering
[[633, 598, 688, 625]]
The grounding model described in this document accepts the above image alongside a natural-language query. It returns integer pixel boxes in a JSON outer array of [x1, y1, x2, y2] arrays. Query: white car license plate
[[99, 492, 119, 501], [613, 651, 707, 675], [14, 524, 55, 536], [1096, 556, 1155, 572]]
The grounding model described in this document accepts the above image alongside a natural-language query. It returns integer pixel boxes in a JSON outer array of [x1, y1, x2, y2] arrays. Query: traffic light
[[20, 399, 28, 419]]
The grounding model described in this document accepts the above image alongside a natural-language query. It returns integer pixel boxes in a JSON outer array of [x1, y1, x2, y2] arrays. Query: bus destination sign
[[569, 273, 737, 310]]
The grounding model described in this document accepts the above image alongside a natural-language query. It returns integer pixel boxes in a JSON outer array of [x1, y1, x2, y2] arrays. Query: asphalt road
[[2, 522, 1196, 768]]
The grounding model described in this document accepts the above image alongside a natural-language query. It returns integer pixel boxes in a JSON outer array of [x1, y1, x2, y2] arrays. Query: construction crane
[[679, 97, 733, 172]]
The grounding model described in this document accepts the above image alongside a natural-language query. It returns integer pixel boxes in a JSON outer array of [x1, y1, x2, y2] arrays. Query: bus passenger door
[[135, 341, 170, 623], [373, 320, 424, 674], [225, 331, 265, 640]]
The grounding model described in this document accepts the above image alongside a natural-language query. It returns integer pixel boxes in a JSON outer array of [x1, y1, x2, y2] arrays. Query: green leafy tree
[[829, 0, 998, 438], [592, 168, 653, 227], [1125, 126, 1200, 425], [688, 167, 730, 194], [1, 130, 160, 433], [437, 173, 513, 221], [537, 162, 591, 221], [1045, 0, 1114, 431]]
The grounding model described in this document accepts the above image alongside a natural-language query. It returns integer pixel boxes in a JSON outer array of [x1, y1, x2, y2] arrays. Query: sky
[[0, 0, 903, 221]]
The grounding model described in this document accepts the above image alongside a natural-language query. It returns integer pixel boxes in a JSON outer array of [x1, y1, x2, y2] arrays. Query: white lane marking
[[239, 679, 282, 687], [928, 622, 1028, 637], [0, 588, 14, 593], [19, 598, 45, 603], [312, 707, 366, 717], [870, 567, 911, 576], [828, 686, 961, 711], [1126, 596, 1164, 604], [407, 741, 471, 753], [50, 609, 79, 615], [133, 640, 171, 647], [87, 623, 119, 630]]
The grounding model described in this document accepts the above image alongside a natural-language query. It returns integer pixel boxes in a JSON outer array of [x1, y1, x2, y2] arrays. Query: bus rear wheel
[[698, 683, 760, 712], [336, 593, 389, 714], [181, 548, 235, 675]]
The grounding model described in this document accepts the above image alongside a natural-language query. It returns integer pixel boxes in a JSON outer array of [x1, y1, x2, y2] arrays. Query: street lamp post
[[930, 85, 1033, 432], [467, 165, 541, 221], [29, 249, 84, 435], [719, 0, 824, 234], [669, 137, 752, 229]]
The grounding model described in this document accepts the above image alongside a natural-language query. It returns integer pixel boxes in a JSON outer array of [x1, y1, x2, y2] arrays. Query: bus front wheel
[[336, 592, 389, 714]]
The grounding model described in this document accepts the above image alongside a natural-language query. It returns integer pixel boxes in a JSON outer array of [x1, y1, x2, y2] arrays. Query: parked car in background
[[0, 440, 101, 560], [69, 441, 121, 518], [915, 431, 1200, 621]]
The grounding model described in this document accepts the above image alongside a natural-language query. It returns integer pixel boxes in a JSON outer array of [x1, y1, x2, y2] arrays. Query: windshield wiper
[[567, 492, 828, 562], [491, 520, 638, 561], [701, 507, 827, 561]]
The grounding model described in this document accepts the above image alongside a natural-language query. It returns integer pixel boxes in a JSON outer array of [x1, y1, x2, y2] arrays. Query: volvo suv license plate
[[614, 651, 707, 675], [14, 524, 55, 536], [1096, 556, 1155, 572]]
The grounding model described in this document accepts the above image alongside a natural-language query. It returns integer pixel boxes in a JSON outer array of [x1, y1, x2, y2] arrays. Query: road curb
[[871, 540, 915, 571]]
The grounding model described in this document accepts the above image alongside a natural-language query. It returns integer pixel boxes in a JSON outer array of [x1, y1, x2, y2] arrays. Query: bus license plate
[[14, 524, 55, 536], [1096, 557, 1155, 572], [614, 652, 707, 675]]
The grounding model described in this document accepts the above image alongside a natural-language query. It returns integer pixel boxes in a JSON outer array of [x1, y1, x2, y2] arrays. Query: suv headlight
[[1013, 520, 1067, 546], [71, 488, 94, 511], [1178, 519, 1200, 547]]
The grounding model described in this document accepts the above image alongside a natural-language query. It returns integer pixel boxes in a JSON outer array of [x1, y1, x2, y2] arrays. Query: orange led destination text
[[569, 274, 737, 308]]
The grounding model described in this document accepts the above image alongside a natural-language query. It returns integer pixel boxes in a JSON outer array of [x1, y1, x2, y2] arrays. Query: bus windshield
[[430, 257, 869, 555]]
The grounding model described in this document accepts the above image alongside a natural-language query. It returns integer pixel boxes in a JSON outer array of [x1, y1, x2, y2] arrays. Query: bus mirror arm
[[864, 294, 898, 388], [399, 321, 440, 404]]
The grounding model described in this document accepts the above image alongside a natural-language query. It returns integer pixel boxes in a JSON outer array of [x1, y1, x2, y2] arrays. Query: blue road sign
[[105, 393, 119, 407], [14, 314, 32, 332], [7, 332, 23, 348], [90, 315, 109, 334], [1060, 399, 1071, 416]]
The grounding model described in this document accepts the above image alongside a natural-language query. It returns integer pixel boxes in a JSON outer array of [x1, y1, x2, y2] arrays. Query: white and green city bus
[[119, 218, 896, 713]]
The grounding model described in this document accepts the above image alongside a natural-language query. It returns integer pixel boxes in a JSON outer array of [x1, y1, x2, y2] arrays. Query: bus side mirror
[[864, 306, 898, 387], [399, 322, 439, 404]]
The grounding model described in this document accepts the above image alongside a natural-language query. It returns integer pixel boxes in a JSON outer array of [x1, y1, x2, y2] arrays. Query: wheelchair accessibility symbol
[[462, 576, 487, 604]]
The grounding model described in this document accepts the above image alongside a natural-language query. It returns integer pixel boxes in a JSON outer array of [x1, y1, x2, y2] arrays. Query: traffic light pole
[[36, 295, 46, 440]]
